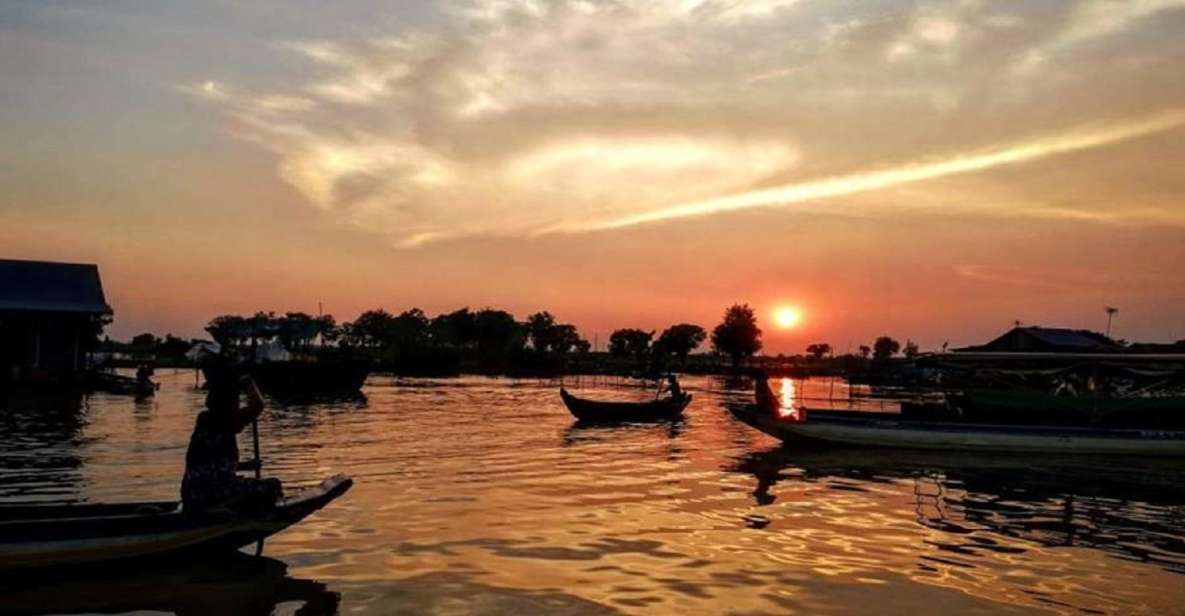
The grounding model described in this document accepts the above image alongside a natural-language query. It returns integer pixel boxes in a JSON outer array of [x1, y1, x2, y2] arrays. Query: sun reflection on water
[[777, 377, 800, 420]]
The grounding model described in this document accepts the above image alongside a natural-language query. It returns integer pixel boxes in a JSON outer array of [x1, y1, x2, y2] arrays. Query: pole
[[251, 419, 261, 479]]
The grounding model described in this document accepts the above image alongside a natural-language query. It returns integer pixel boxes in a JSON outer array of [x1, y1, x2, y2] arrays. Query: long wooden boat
[[0, 474, 352, 570], [250, 360, 370, 395], [733, 381, 1185, 456], [560, 388, 691, 422], [201, 360, 370, 395]]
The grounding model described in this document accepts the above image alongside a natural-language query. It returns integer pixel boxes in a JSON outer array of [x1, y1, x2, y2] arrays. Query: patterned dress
[[181, 411, 280, 512]]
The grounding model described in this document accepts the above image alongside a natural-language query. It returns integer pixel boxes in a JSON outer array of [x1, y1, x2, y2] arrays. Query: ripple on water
[[2, 372, 1185, 614]]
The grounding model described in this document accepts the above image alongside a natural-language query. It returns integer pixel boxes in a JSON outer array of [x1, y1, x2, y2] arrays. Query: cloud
[[553, 110, 1185, 232], [178, 0, 1185, 246]]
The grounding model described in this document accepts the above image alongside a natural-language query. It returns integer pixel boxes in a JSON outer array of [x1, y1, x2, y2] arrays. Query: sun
[[773, 305, 801, 330]]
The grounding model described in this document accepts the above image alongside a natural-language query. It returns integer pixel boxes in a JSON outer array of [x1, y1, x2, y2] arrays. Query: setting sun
[[773, 305, 801, 330]]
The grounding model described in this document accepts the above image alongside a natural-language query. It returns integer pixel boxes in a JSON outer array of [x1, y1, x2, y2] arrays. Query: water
[[2, 372, 1185, 615]]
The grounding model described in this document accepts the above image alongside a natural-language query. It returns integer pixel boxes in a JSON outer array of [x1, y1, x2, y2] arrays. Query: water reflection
[[730, 445, 1185, 574], [0, 552, 340, 616], [0, 390, 87, 503]]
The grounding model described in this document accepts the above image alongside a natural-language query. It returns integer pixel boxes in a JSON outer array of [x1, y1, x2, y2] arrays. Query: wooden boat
[[560, 388, 691, 422], [0, 474, 352, 570], [732, 380, 1185, 457], [249, 360, 370, 395], [89, 372, 157, 397], [201, 359, 370, 396]]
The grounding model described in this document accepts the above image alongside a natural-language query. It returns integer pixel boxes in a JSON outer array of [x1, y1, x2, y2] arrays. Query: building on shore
[[953, 326, 1122, 354], [0, 259, 112, 384]]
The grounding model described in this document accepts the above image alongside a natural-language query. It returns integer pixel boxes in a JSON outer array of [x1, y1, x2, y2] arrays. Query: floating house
[[954, 326, 1122, 354], [0, 259, 112, 384]]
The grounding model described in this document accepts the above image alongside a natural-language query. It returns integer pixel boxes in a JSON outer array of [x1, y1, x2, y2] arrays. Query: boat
[[0, 474, 352, 570], [731, 379, 1185, 456], [200, 359, 371, 396], [560, 388, 691, 422], [88, 371, 157, 397], [249, 359, 370, 395]]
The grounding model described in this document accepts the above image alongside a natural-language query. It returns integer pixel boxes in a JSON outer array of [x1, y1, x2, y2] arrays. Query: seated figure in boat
[[660, 374, 685, 400], [182, 357, 282, 514]]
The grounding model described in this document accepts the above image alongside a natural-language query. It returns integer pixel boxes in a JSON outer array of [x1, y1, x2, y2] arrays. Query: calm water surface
[[2, 372, 1185, 615]]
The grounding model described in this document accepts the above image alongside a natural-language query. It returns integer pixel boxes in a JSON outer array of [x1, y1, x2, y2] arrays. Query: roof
[[955, 326, 1122, 353], [0, 258, 112, 314], [1022, 327, 1116, 349]]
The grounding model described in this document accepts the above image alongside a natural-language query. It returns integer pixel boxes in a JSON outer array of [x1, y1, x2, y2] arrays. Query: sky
[[2, 0, 1184, 353]]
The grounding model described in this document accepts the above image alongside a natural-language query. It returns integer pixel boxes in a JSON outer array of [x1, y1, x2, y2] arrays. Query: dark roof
[[1023, 327, 1116, 349], [0, 258, 112, 314], [955, 326, 1122, 353]]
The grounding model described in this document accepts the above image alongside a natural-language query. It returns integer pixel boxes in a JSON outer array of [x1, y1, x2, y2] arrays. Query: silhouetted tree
[[609, 328, 654, 361], [903, 339, 920, 358], [858, 345, 872, 360], [344, 309, 395, 348], [806, 343, 832, 361], [712, 304, 762, 368], [525, 311, 558, 352], [655, 324, 707, 365], [473, 309, 524, 356], [873, 336, 900, 361], [430, 308, 476, 348]]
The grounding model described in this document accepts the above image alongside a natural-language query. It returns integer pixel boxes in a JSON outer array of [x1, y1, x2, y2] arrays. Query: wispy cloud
[[177, 0, 1185, 246], [552, 110, 1185, 232]]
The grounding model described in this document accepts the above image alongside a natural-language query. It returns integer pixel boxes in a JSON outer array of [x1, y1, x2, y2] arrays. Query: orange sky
[[3, 1, 1185, 352]]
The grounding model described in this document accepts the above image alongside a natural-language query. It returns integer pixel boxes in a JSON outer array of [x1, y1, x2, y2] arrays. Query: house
[[0, 259, 112, 383], [954, 326, 1123, 353]]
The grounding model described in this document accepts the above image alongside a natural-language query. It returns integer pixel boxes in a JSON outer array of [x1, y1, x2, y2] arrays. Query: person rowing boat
[[182, 356, 281, 514]]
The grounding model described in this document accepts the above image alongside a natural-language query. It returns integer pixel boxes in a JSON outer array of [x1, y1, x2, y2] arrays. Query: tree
[[858, 345, 872, 359], [711, 304, 763, 367], [903, 339, 920, 359], [525, 311, 558, 352], [430, 308, 476, 348], [344, 309, 395, 348], [608, 328, 654, 360], [206, 314, 249, 346], [472, 309, 524, 355], [873, 336, 900, 361], [549, 324, 586, 355], [655, 324, 707, 365], [806, 343, 832, 361]]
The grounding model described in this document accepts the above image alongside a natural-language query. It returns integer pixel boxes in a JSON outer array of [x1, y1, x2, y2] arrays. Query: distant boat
[[88, 372, 156, 398], [0, 475, 352, 570], [249, 359, 370, 395], [732, 380, 1185, 457], [560, 388, 691, 422], [199, 358, 370, 396]]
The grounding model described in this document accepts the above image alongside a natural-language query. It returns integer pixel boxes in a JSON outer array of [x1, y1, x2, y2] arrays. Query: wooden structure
[[0, 259, 112, 384]]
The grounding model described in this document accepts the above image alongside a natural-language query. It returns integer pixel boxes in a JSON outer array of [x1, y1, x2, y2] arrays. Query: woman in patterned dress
[[181, 358, 282, 513]]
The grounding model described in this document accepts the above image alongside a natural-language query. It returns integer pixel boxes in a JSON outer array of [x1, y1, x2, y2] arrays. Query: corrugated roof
[[0, 258, 112, 314]]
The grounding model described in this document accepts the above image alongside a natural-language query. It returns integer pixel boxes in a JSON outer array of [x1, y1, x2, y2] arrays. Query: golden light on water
[[773, 305, 801, 330], [777, 377, 800, 420]]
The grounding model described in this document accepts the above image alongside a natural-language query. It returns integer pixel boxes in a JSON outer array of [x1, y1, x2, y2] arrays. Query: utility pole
[[1105, 307, 1118, 338]]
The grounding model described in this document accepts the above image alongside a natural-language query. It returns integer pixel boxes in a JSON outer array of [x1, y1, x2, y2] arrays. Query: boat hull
[[0, 475, 352, 570], [561, 388, 691, 422], [732, 406, 1185, 457]]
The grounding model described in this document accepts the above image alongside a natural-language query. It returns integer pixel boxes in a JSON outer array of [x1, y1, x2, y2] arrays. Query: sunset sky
[[3, 1, 1184, 353]]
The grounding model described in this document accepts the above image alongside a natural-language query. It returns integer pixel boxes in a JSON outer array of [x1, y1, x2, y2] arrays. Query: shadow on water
[[0, 552, 340, 616], [561, 418, 686, 447], [0, 390, 87, 503], [729, 444, 1185, 574]]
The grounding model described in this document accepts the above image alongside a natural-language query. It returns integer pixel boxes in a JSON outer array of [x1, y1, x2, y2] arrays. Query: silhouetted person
[[659, 374, 684, 400], [182, 357, 281, 513]]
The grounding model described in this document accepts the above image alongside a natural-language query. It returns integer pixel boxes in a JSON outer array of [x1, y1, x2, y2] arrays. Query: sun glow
[[773, 305, 801, 329]]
